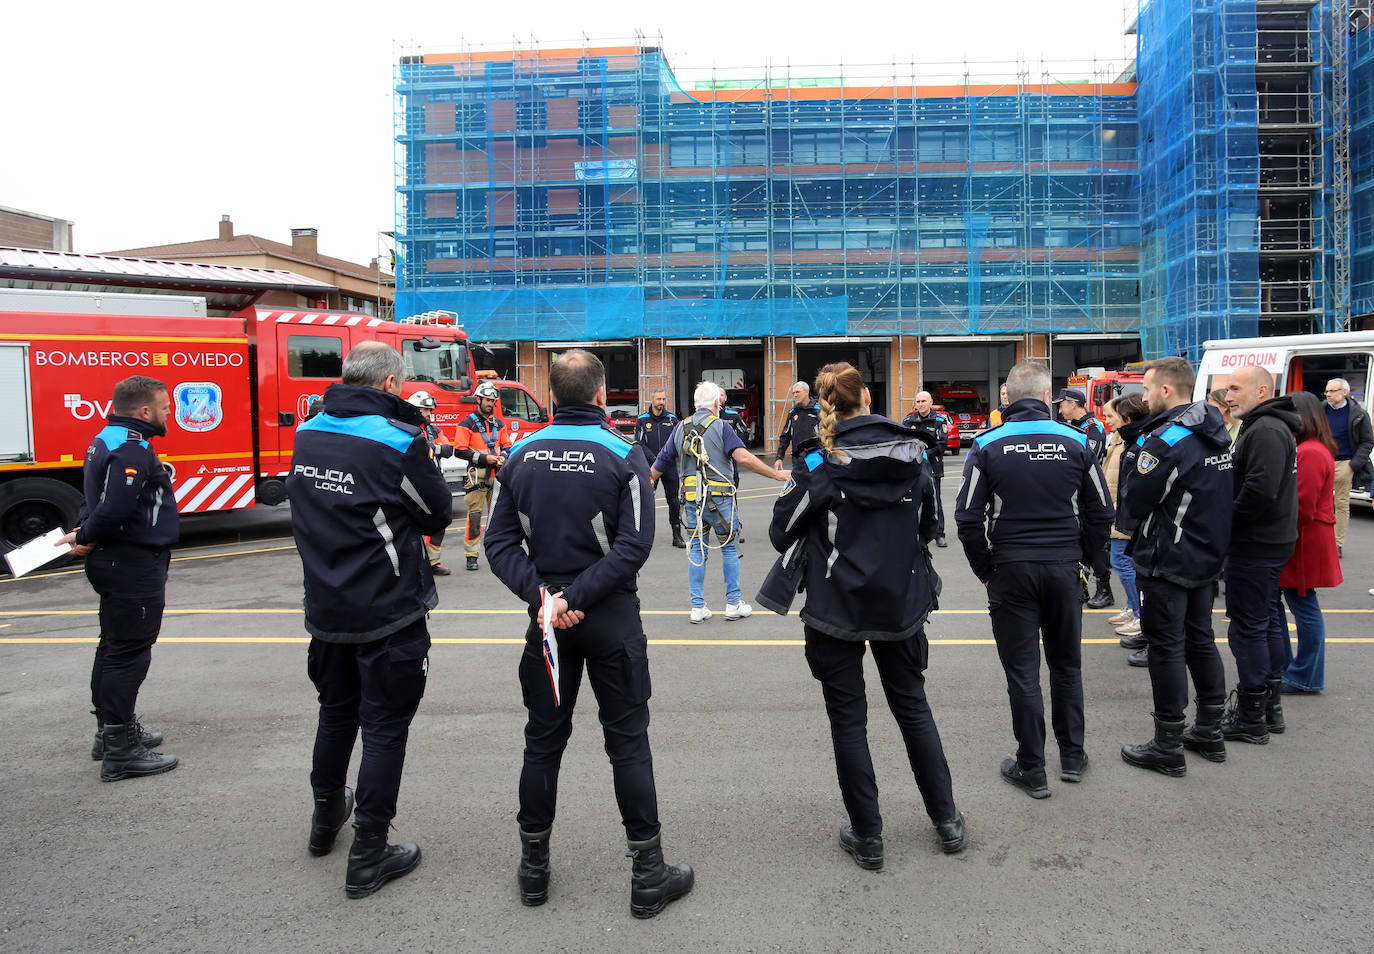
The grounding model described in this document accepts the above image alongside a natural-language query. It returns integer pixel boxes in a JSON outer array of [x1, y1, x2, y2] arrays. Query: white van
[[1196, 330, 1374, 500]]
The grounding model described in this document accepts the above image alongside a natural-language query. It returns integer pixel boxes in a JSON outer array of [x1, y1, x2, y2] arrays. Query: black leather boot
[[518, 827, 551, 906], [308, 787, 355, 857], [1120, 714, 1187, 777], [1086, 576, 1115, 609], [1219, 688, 1270, 745], [345, 825, 421, 899], [839, 822, 884, 869], [91, 710, 162, 760], [1264, 677, 1286, 734], [671, 527, 686, 549], [100, 723, 178, 782], [1181, 700, 1227, 762], [627, 833, 694, 919]]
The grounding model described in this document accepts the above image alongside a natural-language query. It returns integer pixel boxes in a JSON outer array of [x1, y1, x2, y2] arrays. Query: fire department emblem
[[173, 382, 223, 433]]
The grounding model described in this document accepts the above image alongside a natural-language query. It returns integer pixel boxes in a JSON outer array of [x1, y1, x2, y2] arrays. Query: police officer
[[1118, 356, 1234, 776], [288, 342, 453, 899], [634, 389, 683, 548], [59, 375, 179, 782], [485, 349, 694, 918], [409, 389, 457, 575], [769, 363, 964, 870], [1055, 387, 1111, 607], [776, 380, 821, 470], [955, 361, 1113, 798], [454, 379, 513, 571], [903, 390, 951, 547]]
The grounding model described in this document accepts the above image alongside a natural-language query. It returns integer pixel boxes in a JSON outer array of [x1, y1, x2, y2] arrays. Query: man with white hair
[[1322, 377, 1373, 555], [652, 381, 787, 622]]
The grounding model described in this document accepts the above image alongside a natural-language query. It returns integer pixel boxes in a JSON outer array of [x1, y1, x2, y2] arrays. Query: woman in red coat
[[1279, 391, 1342, 694]]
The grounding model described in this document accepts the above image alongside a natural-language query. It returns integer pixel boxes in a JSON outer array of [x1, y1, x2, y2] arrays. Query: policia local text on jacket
[[767, 413, 960, 856], [954, 398, 1114, 786], [287, 381, 453, 894]]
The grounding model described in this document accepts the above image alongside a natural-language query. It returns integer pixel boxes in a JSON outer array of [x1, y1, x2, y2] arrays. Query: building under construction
[[394, 1, 1370, 426]]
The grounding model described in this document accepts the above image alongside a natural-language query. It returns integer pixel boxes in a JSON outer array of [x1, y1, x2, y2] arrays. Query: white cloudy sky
[[3, 0, 1136, 268]]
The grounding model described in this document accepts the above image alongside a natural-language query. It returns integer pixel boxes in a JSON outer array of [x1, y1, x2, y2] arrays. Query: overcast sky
[[3, 0, 1136, 269]]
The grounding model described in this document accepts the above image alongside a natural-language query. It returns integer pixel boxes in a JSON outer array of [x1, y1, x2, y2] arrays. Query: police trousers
[[986, 560, 1085, 771], [1138, 577, 1226, 721], [656, 469, 681, 531], [85, 543, 170, 725], [308, 618, 430, 829], [804, 626, 957, 837], [517, 589, 659, 842]]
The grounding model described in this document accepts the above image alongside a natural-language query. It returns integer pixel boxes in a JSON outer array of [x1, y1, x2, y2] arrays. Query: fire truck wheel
[[0, 478, 85, 565]]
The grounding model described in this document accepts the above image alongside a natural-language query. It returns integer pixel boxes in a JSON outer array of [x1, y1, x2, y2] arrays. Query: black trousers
[[1223, 555, 1290, 689], [931, 474, 946, 536], [804, 625, 956, 838], [517, 590, 659, 842], [1138, 577, 1226, 721], [85, 544, 169, 726], [987, 561, 1085, 771], [308, 618, 430, 829], [657, 470, 682, 532]]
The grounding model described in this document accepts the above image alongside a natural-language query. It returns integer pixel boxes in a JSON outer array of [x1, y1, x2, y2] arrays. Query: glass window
[[498, 386, 540, 421], [403, 339, 470, 391], [287, 335, 343, 378]]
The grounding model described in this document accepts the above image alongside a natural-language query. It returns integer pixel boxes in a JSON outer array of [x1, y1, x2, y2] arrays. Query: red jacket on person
[[1280, 438, 1343, 594]]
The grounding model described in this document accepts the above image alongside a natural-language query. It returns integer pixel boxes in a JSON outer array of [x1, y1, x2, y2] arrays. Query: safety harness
[[678, 413, 738, 567]]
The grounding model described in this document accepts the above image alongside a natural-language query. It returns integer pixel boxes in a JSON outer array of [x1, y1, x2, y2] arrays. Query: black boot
[[1079, 575, 1091, 604], [518, 827, 551, 906], [1127, 647, 1149, 667], [627, 833, 694, 919], [1264, 677, 1286, 734], [1086, 576, 1115, 609], [345, 824, 421, 899], [1181, 700, 1227, 763], [1219, 688, 1270, 745], [839, 822, 884, 869], [100, 723, 178, 782], [1120, 714, 1187, 777], [308, 786, 355, 857], [90, 711, 163, 760], [671, 527, 686, 549]]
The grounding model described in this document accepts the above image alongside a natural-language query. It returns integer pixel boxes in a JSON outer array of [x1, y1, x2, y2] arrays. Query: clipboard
[[539, 587, 561, 706]]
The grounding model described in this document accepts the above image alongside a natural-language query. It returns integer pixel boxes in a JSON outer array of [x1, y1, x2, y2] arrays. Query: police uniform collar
[[1003, 398, 1052, 421], [552, 403, 610, 426], [107, 414, 160, 439], [320, 383, 426, 428]]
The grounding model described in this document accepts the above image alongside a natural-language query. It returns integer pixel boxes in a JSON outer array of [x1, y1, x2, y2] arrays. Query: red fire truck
[[1066, 367, 1145, 432], [0, 288, 489, 557]]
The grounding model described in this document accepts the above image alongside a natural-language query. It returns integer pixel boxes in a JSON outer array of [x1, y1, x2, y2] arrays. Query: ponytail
[[813, 362, 865, 462]]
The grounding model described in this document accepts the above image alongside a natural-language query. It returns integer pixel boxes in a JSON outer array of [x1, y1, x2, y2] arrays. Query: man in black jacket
[[486, 350, 694, 919], [1119, 357, 1233, 776], [1222, 366, 1299, 744], [1322, 377, 1374, 554], [60, 376, 180, 782], [288, 342, 453, 899], [776, 381, 821, 469], [634, 389, 683, 547], [955, 361, 1114, 799], [903, 390, 951, 547]]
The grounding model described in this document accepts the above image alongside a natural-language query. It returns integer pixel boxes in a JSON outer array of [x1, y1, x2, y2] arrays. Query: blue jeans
[[1109, 539, 1140, 616], [1281, 587, 1326, 692], [684, 495, 740, 608]]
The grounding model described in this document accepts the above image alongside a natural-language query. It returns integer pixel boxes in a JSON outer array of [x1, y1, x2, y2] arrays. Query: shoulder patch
[[1137, 451, 1160, 474]]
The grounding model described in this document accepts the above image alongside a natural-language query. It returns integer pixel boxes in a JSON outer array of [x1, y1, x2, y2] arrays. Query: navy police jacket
[[287, 384, 453, 643], [901, 410, 949, 477], [74, 415, 179, 549], [633, 408, 678, 473], [778, 401, 821, 461], [1123, 400, 1234, 586], [768, 416, 940, 642], [1067, 413, 1107, 460], [486, 403, 654, 612], [954, 399, 1114, 582]]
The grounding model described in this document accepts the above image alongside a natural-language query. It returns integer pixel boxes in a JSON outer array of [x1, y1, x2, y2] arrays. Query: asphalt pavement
[[3, 452, 1373, 953]]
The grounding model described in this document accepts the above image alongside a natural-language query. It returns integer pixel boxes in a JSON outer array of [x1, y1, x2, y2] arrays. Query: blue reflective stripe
[[96, 425, 146, 452], [518, 423, 632, 459], [297, 413, 415, 453], [1158, 423, 1193, 447], [974, 419, 1087, 450], [804, 449, 824, 470], [637, 412, 650, 420]]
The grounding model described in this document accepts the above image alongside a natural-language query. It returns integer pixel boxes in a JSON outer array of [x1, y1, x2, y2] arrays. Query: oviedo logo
[[64, 393, 113, 421], [297, 393, 323, 421], [173, 381, 224, 433]]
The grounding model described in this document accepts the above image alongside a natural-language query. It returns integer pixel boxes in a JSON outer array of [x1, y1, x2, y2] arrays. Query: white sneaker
[[1107, 608, 1135, 625], [725, 601, 753, 620], [1115, 618, 1142, 636], [690, 606, 712, 623]]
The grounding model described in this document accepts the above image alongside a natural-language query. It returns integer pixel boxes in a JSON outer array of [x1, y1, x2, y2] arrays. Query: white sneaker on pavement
[[1107, 608, 1135, 625], [690, 606, 713, 623], [725, 601, 753, 620], [1116, 618, 1142, 636]]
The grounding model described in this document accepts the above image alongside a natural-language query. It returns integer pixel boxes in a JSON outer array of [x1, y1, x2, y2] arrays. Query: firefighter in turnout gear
[[409, 389, 457, 575], [454, 380, 514, 571]]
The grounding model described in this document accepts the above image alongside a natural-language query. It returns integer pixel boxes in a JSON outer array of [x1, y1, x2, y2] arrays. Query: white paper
[[5, 527, 72, 578], [540, 587, 562, 706]]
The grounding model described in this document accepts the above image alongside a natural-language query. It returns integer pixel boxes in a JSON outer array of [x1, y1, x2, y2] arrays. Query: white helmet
[[408, 389, 436, 410], [474, 381, 499, 402]]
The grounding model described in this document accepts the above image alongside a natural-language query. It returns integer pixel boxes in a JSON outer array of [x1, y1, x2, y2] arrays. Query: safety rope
[[679, 416, 739, 568]]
